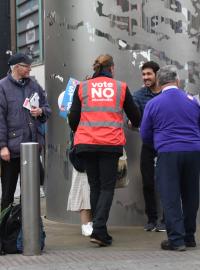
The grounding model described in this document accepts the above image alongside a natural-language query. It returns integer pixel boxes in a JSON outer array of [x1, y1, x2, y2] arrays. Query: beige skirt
[[67, 168, 91, 211]]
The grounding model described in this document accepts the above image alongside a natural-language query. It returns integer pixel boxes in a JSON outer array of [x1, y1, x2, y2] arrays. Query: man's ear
[[176, 79, 180, 88]]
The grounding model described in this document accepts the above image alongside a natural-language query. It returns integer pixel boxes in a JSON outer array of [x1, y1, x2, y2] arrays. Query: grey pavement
[[1, 199, 200, 270]]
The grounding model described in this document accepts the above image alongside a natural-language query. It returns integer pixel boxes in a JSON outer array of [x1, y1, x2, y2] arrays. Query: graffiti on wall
[[47, 0, 200, 94]]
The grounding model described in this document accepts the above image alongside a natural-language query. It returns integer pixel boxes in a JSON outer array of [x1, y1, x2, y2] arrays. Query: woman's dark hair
[[93, 54, 114, 74], [141, 61, 160, 74]]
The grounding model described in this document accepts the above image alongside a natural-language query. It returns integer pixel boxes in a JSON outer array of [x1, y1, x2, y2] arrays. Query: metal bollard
[[20, 142, 41, 256]]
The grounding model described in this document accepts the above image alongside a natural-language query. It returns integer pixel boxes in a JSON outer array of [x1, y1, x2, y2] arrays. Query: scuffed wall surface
[[45, 0, 200, 225]]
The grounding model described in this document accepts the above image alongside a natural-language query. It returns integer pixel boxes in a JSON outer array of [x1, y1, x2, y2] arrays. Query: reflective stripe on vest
[[78, 121, 123, 127]]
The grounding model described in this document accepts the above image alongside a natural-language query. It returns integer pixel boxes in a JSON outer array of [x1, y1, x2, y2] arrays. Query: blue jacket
[[0, 74, 51, 157], [133, 87, 160, 119]]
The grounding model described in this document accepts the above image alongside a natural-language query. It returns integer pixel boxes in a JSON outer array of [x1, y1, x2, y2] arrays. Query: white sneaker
[[81, 222, 93, 236]]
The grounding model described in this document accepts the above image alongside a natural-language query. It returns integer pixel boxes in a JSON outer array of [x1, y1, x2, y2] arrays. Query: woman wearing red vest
[[68, 54, 140, 246]]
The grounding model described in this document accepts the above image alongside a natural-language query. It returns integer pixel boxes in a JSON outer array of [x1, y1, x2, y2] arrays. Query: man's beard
[[144, 81, 156, 88]]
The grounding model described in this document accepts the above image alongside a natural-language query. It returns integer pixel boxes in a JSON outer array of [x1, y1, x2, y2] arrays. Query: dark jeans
[[83, 151, 120, 238], [140, 144, 158, 223], [156, 151, 200, 246]]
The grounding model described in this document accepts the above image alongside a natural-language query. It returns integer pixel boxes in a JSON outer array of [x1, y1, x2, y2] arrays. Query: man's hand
[[127, 120, 132, 128], [0, 147, 10, 161], [30, 107, 43, 118], [127, 120, 139, 131]]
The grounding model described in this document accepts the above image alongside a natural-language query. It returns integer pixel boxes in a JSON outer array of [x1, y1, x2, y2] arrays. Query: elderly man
[[0, 52, 51, 210], [140, 65, 200, 251]]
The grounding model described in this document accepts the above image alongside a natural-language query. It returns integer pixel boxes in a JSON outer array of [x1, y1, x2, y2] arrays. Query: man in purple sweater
[[140, 65, 200, 251]]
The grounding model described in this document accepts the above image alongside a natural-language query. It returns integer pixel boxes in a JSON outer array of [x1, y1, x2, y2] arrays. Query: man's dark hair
[[141, 61, 160, 74]]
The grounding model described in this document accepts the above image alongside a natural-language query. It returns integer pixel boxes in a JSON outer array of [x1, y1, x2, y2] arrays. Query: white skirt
[[67, 168, 91, 211]]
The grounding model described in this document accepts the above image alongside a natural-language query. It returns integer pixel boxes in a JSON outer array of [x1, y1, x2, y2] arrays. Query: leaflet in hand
[[23, 92, 40, 110]]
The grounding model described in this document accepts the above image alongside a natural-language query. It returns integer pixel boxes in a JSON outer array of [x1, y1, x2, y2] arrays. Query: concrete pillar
[[44, 0, 200, 225]]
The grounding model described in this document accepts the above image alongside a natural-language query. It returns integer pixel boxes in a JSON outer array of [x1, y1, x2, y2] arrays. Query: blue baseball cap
[[8, 53, 33, 66]]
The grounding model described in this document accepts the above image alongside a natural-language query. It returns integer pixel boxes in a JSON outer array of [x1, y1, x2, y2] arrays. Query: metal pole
[[20, 142, 41, 256]]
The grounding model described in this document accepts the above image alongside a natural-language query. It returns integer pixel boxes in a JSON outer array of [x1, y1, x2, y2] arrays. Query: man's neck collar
[[148, 86, 161, 94], [162, 85, 178, 92]]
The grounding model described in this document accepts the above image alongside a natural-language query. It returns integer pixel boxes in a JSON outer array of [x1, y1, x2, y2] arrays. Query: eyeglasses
[[18, 63, 31, 68]]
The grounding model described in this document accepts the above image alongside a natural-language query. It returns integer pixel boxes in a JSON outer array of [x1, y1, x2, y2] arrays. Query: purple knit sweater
[[140, 87, 200, 153]]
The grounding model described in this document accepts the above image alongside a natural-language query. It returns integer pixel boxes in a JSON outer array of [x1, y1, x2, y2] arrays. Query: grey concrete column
[[44, 0, 200, 225], [20, 142, 41, 256]]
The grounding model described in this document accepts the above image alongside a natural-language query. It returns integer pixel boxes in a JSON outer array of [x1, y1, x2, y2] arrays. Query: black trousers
[[83, 151, 120, 238], [140, 143, 158, 223], [1, 157, 44, 211], [1, 158, 20, 211], [156, 151, 200, 246]]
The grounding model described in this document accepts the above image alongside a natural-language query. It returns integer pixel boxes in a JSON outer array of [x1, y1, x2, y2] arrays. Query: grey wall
[[44, 0, 200, 225]]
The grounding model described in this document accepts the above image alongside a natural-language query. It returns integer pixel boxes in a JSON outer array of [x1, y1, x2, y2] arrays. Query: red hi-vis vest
[[74, 77, 127, 146]]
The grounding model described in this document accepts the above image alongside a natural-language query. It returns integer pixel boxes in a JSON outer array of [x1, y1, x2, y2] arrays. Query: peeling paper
[[50, 74, 64, 83], [47, 10, 56, 26]]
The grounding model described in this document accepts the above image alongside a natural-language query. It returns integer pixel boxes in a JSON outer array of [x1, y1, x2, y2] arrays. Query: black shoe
[[161, 240, 186, 251], [155, 222, 166, 232], [106, 233, 113, 241], [185, 241, 196, 247], [144, 222, 156, 231], [0, 250, 6, 256], [90, 233, 112, 247]]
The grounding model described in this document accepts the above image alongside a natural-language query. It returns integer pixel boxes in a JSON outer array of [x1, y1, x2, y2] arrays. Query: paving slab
[[1, 198, 200, 270], [1, 216, 200, 270]]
